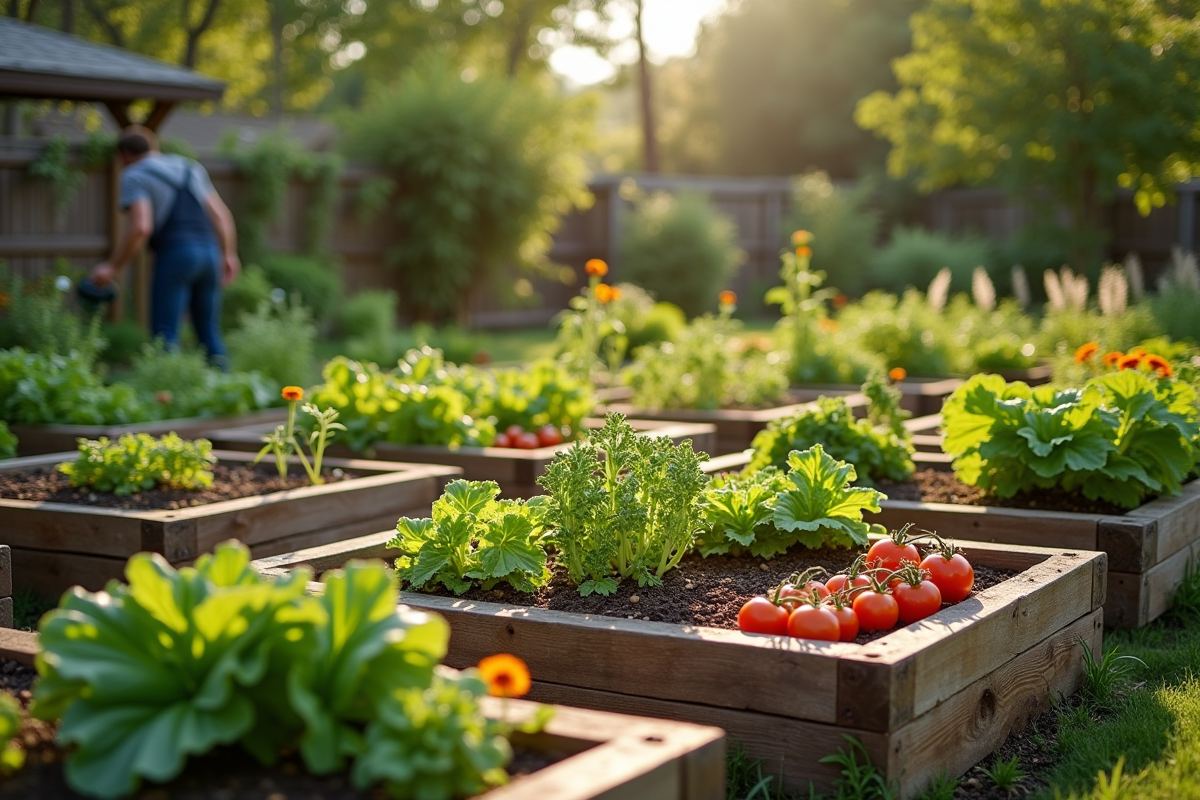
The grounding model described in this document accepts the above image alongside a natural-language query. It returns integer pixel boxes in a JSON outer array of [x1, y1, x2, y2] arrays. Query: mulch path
[[0, 463, 355, 511], [412, 547, 1016, 644], [879, 467, 1131, 516]]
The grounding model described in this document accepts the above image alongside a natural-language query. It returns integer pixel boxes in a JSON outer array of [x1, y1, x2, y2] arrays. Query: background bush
[[871, 227, 995, 295], [255, 253, 343, 325], [221, 265, 274, 331], [227, 299, 317, 387], [618, 192, 744, 318], [787, 172, 880, 297], [339, 289, 398, 340]]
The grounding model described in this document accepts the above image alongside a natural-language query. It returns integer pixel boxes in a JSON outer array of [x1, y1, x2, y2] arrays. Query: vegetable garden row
[[0, 240, 1198, 798]]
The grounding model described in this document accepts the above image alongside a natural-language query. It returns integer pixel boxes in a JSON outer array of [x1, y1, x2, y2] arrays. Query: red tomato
[[506, 424, 526, 439], [920, 553, 975, 604], [826, 574, 871, 594], [780, 581, 829, 602], [493, 433, 512, 448], [537, 424, 564, 447], [786, 605, 841, 641], [737, 597, 789, 636], [829, 604, 860, 642], [866, 539, 921, 572], [516, 432, 541, 450], [893, 580, 943, 624], [852, 591, 899, 632]]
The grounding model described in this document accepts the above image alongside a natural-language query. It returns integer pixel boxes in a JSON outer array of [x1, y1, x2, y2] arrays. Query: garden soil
[[880, 467, 1130, 515]]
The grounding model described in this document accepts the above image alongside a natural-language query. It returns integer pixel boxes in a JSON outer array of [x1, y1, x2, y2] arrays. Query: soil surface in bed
[[0, 464, 357, 511], [880, 467, 1131, 515], [0, 661, 567, 800], [414, 547, 1017, 644]]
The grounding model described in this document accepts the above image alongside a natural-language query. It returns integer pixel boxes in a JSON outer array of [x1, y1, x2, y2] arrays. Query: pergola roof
[[0, 17, 224, 108]]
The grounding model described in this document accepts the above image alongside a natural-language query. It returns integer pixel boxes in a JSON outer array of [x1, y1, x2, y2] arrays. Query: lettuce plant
[[0, 694, 23, 775], [389, 480, 550, 594], [58, 433, 217, 495], [699, 444, 886, 557], [942, 371, 1200, 509]]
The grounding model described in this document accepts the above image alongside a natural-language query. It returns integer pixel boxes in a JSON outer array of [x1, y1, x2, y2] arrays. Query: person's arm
[[89, 199, 152, 288], [203, 191, 241, 286]]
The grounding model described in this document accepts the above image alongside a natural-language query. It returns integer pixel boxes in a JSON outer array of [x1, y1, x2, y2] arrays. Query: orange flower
[[585, 258, 608, 277], [795, 246, 813, 259], [1128, 347, 1147, 358], [155, 391, 173, 404], [719, 290, 737, 306], [1144, 354, 1174, 377], [1102, 351, 1123, 367], [610, 286, 622, 301], [833, 293, 849, 309], [889, 366, 907, 382], [594, 283, 615, 304], [478, 654, 531, 698], [282, 386, 304, 402], [1073, 342, 1099, 364], [1117, 354, 1143, 371], [791, 230, 813, 246], [818, 317, 838, 333]]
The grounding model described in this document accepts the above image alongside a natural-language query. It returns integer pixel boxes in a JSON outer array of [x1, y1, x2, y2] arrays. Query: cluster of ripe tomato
[[492, 424, 567, 449], [736, 527, 975, 642]]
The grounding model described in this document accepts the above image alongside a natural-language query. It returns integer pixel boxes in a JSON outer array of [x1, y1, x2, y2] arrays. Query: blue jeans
[[150, 241, 227, 367]]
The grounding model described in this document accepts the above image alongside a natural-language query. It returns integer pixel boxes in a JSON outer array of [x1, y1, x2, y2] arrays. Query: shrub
[[871, 227, 995, 295], [632, 301, 688, 350], [220, 264, 273, 331], [126, 341, 278, 419], [339, 289, 398, 340], [0, 267, 104, 362], [341, 58, 592, 320], [837, 290, 954, 376], [787, 172, 880, 296], [618, 192, 744, 318], [98, 320, 149, 366], [256, 253, 343, 324], [227, 298, 317, 388]]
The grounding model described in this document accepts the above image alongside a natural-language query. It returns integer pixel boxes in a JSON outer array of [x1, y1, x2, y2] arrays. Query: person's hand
[[221, 252, 241, 287], [89, 262, 117, 288]]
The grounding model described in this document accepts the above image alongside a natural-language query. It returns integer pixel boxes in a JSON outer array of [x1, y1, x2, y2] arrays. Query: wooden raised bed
[[205, 418, 718, 498], [604, 393, 867, 456], [9, 407, 287, 457], [904, 414, 945, 454], [789, 377, 963, 417], [0, 628, 725, 800], [0, 545, 10, 628], [0, 451, 460, 598], [254, 534, 1106, 798]]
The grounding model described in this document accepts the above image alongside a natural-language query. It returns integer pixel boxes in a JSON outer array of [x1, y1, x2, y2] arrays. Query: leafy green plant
[[227, 297, 318, 389], [837, 290, 954, 377], [0, 265, 105, 362], [32, 541, 514, 800], [917, 771, 958, 800], [1080, 641, 1145, 712], [819, 736, 897, 800], [256, 386, 346, 485], [942, 371, 1200, 508], [27, 134, 84, 211], [0, 348, 149, 425], [127, 341, 278, 420], [747, 396, 914, 484], [389, 480, 550, 594], [339, 289, 398, 340], [787, 172, 881, 298], [981, 755, 1026, 792], [0, 421, 15, 460], [220, 265, 274, 331], [0, 693, 24, 775], [698, 445, 886, 558], [538, 413, 709, 595], [58, 433, 217, 495]]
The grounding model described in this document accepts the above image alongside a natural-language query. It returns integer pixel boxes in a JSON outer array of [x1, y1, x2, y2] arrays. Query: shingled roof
[[0, 16, 224, 104]]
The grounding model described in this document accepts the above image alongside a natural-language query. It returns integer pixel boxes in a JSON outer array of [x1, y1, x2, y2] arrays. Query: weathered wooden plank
[[251, 529, 396, 574], [1126, 480, 1200, 564], [870, 501, 1103, 552], [0, 503, 147, 557], [1097, 517, 1157, 573], [902, 415, 942, 434], [0, 545, 10, 598], [1109, 536, 1200, 628], [0, 628, 37, 665], [0, 599, 11, 629], [11, 547, 125, 596]]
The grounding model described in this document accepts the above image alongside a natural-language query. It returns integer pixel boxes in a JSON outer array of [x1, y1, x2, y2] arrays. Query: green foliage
[[942, 372, 1200, 509], [837, 290, 953, 376], [538, 414, 710, 594], [916, 772, 958, 800], [220, 265, 275, 332], [622, 312, 788, 410], [981, 755, 1026, 792], [341, 58, 592, 319], [338, 289, 398, 340], [127, 342, 278, 419], [309, 350, 593, 451], [389, 480, 550, 595], [99, 320, 150, 367], [0, 348, 149, 425], [227, 299, 318, 389], [1080, 642, 1145, 712], [344, 324, 485, 374], [255, 253, 344, 325], [27, 135, 84, 211], [818, 736, 898, 800], [787, 172, 881, 297], [0, 421, 16, 460], [1039, 307, 1163, 360], [0, 693, 24, 775], [58, 433, 217, 496], [0, 266, 105, 362], [748, 396, 915, 484], [1152, 291, 1200, 345], [32, 541, 506, 800], [870, 227, 994, 295], [618, 192, 744, 317], [698, 445, 886, 558]]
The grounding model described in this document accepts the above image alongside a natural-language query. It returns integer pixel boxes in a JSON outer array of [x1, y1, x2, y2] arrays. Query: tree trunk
[[62, 0, 74, 32], [505, 2, 533, 77], [634, 0, 659, 173], [6, 0, 18, 18], [270, 0, 285, 116], [82, 0, 124, 46], [21, 0, 36, 21], [182, 0, 222, 68]]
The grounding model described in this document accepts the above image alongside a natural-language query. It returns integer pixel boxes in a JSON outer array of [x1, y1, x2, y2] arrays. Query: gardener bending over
[[88, 126, 240, 368]]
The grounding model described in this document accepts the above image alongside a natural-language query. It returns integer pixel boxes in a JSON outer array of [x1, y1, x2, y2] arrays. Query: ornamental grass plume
[[971, 267, 996, 312], [1098, 266, 1128, 317], [927, 268, 952, 312], [1163, 246, 1200, 292], [1011, 265, 1031, 309], [477, 654, 531, 698], [1124, 252, 1146, 300]]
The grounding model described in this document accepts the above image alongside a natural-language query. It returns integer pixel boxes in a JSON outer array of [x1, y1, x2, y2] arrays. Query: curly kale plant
[[748, 395, 915, 483], [32, 541, 513, 800], [58, 433, 217, 495], [942, 371, 1200, 509], [698, 444, 885, 557], [389, 480, 550, 595], [538, 413, 710, 595]]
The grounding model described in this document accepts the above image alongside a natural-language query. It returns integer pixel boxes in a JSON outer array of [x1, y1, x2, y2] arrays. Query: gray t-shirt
[[118, 154, 216, 231]]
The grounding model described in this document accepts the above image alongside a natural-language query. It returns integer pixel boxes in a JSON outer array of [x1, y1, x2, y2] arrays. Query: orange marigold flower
[[719, 290, 737, 306], [594, 283, 615, 303], [795, 245, 813, 259], [610, 286, 622, 301], [585, 258, 608, 277], [1117, 354, 1143, 371], [889, 366, 907, 382], [833, 293, 849, 309], [1102, 351, 1123, 367], [1144, 355, 1174, 377], [282, 386, 304, 402], [791, 230, 813, 246], [478, 653, 531, 698], [1128, 347, 1147, 358], [1073, 342, 1100, 364]]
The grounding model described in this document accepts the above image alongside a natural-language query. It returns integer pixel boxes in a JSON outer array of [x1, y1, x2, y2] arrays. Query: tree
[[856, 0, 1200, 268]]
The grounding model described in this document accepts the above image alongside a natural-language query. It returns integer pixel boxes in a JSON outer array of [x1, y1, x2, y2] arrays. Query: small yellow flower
[[282, 386, 304, 402], [585, 259, 608, 277], [791, 230, 813, 246], [478, 654, 531, 698]]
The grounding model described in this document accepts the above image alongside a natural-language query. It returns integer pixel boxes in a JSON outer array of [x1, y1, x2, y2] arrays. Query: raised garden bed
[[0, 545, 10, 628], [205, 418, 718, 498], [0, 628, 725, 800], [253, 534, 1106, 797], [903, 414, 945, 453], [604, 393, 868, 456], [9, 407, 287, 457], [789, 377, 963, 417], [0, 451, 460, 598]]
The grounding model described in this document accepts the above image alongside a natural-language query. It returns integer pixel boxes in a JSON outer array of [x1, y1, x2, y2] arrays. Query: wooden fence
[[1, 137, 1196, 329]]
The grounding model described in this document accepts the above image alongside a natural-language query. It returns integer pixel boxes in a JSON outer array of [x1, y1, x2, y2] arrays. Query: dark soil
[[0, 463, 356, 511], [949, 697, 1076, 799], [0, 661, 566, 800], [880, 467, 1131, 516], [412, 548, 1017, 644]]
